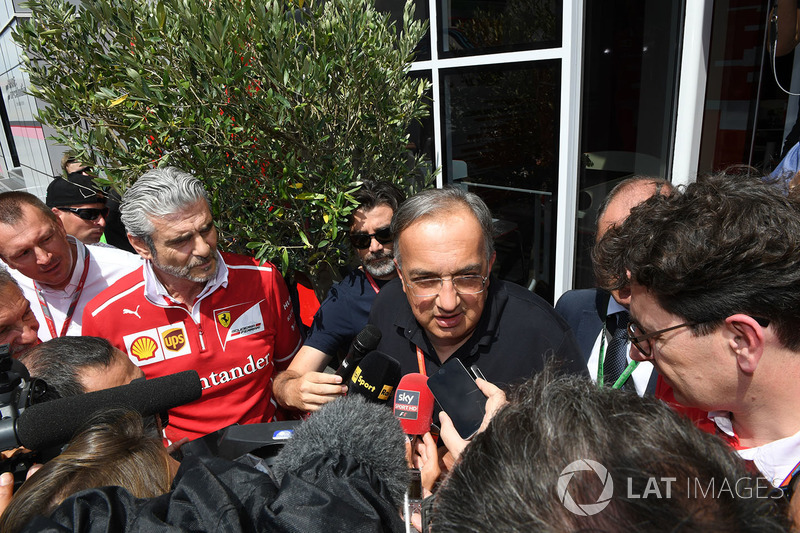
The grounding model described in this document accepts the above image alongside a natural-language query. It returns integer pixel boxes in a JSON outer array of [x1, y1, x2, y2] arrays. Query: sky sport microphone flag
[[393, 373, 434, 436], [348, 350, 401, 404]]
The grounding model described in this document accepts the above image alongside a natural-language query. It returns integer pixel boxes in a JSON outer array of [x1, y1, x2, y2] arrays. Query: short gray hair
[[121, 167, 210, 240], [0, 266, 19, 290], [392, 187, 494, 268], [19, 336, 117, 400]]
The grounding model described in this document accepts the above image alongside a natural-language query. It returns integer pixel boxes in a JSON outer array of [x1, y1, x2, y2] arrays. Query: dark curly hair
[[347, 180, 406, 226], [593, 170, 800, 350]]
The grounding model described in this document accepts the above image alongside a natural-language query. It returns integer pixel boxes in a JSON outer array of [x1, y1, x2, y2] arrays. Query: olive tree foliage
[[13, 0, 430, 285]]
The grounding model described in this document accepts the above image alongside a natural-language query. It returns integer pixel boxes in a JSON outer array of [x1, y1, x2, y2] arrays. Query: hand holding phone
[[427, 359, 486, 440]]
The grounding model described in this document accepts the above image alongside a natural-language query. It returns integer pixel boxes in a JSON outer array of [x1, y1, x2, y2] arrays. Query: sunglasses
[[57, 206, 109, 221], [349, 227, 392, 249]]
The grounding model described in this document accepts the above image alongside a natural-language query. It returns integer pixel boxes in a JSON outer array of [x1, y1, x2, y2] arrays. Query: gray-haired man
[[82, 167, 302, 443], [368, 187, 585, 386], [0, 268, 40, 356]]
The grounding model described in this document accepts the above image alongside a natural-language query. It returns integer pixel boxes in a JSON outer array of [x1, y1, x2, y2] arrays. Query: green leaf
[[157, 1, 166, 29]]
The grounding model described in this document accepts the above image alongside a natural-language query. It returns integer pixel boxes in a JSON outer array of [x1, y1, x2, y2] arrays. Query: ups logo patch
[[161, 328, 186, 352]]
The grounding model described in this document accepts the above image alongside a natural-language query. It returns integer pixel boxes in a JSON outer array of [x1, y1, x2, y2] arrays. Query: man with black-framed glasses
[[275, 180, 406, 412], [46, 172, 110, 245], [594, 170, 800, 503], [367, 187, 585, 387]]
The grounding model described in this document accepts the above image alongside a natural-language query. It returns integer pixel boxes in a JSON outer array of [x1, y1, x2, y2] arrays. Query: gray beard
[[363, 253, 396, 278], [152, 252, 218, 283]]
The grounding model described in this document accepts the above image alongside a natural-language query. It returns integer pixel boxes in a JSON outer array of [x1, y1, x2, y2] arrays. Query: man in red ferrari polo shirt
[[82, 167, 301, 443]]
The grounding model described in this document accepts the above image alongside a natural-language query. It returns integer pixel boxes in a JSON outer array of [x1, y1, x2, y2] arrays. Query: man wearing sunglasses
[[275, 180, 405, 412], [0, 191, 141, 342], [594, 171, 800, 500], [368, 187, 585, 387], [46, 172, 109, 245]]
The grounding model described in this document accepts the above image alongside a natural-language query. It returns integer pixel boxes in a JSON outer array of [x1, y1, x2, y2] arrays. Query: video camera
[[0, 344, 49, 487]]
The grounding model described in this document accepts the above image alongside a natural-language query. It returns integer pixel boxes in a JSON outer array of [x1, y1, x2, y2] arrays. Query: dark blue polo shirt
[[305, 269, 390, 358]]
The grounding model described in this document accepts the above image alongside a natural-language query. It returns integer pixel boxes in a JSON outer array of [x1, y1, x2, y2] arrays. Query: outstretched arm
[[273, 345, 347, 412]]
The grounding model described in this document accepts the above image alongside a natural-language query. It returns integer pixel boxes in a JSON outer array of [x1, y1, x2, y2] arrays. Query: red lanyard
[[34, 247, 91, 338], [364, 271, 381, 294], [416, 347, 426, 376]]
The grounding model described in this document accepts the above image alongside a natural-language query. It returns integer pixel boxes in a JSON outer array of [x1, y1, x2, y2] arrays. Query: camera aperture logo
[[558, 459, 613, 516]]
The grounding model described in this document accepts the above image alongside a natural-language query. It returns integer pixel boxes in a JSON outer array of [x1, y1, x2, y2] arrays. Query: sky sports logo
[[557, 459, 781, 516], [393, 389, 420, 420]]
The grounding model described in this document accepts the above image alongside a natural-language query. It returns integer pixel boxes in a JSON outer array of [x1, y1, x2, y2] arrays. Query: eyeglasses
[[626, 321, 695, 357], [349, 227, 392, 249], [403, 274, 488, 298], [627, 316, 770, 357], [57, 206, 109, 221]]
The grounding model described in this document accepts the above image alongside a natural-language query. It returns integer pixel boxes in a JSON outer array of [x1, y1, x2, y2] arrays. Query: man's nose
[[368, 236, 383, 254], [436, 278, 460, 310], [19, 322, 38, 345], [193, 234, 213, 256], [629, 343, 652, 362], [35, 247, 51, 265]]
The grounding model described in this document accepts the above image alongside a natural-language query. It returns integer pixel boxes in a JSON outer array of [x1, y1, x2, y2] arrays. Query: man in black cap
[[46, 172, 109, 245]]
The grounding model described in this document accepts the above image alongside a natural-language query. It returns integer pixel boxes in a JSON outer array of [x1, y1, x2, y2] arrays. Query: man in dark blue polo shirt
[[274, 181, 405, 412], [369, 188, 585, 387]]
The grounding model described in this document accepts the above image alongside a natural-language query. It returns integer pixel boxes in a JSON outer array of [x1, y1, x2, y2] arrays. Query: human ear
[[725, 314, 765, 374]]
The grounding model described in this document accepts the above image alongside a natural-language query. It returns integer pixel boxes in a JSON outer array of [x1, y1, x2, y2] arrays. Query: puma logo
[[123, 305, 141, 319]]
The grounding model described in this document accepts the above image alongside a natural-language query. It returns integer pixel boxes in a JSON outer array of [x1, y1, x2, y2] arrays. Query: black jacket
[[24, 454, 405, 533]]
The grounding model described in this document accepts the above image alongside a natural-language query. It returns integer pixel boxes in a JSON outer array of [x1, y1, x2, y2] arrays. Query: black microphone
[[348, 350, 401, 404], [335, 324, 382, 381], [6, 370, 202, 451]]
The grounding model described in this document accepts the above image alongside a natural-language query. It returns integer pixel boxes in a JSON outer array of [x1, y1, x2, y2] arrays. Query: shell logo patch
[[124, 327, 164, 366], [123, 322, 192, 366], [162, 328, 186, 352], [130, 336, 158, 361], [217, 311, 231, 328]]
